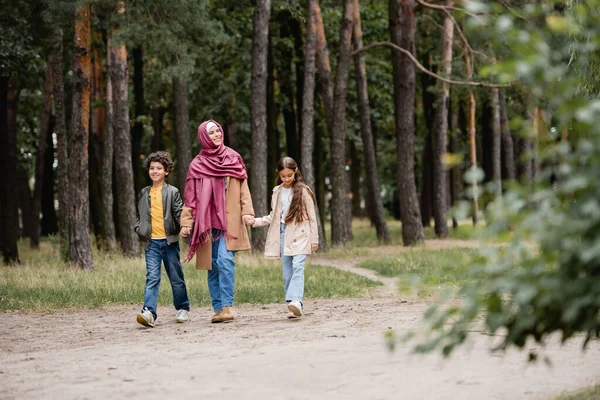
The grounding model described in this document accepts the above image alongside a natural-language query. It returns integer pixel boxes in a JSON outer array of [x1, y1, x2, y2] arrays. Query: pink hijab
[[183, 120, 247, 262]]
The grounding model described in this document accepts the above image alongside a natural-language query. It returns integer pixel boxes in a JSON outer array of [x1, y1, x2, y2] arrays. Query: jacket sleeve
[[253, 188, 276, 227], [305, 188, 318, 244], [181, 206, 194, 228], [173, 188, 183, 223], [240, 179, 255, 217], [134, 190, 141, 233]]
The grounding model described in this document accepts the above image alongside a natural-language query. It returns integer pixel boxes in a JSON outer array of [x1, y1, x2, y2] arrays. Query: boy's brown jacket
[[181, 177, 254, 270]]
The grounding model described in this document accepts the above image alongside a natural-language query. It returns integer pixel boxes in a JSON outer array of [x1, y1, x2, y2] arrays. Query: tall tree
[[490, 87, 502, 196], [432, 3, 454, 238], [249, 0, 271, 253], [389, 0, 424, 245], [314, 0, 334, 132], [52, 28, 69, 255], [101, 34, 116, 251], [352, 0, 390, 242], [300, 0, 326, 251], [0, 77, 20, 264], [132, 46, 145, 193], [40, 124, 58, 236], [68, 3, 94, 269], [30, 55, 54, 248], [464, 40, 479, 225], [111, 3, 139, 257], [330, 0, 354, 246], [173, 77, 192, 191], [499, 90, 516, 181]]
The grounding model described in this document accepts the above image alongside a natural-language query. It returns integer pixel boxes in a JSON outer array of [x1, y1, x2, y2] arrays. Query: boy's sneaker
[[137, 309, 155, 327], [176, 309, 190, 323], [287, 300, 303, 318]]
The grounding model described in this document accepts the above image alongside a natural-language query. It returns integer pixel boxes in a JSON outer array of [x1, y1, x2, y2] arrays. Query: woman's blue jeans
[[208, 234, 236, 311]]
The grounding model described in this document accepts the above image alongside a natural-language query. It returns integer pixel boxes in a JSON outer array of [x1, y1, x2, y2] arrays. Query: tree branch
[[415, 0, 482, 20], [353, 42, 510, 88]]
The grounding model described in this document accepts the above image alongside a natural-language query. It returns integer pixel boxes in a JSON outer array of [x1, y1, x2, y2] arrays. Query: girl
[[247, 157, 318, 318], [180, 120, 255, 323]]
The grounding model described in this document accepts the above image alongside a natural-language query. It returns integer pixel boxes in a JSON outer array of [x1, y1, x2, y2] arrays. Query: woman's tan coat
[[253, 184, 318, 259], [181, 177, 254, 270]]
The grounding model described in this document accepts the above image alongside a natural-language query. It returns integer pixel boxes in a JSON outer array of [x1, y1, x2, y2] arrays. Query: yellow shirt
[[150, 186, 167, 239]]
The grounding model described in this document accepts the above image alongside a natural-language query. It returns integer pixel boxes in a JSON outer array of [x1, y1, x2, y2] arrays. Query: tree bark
[[432, 3, 454, 238], [419, 52, 436, 228], [41, 116, 58, 236], [16, 164, 35, 238], [300, 0, 327, 252], [266, 34, 279, 204], [132, 46, 145, 194], [330, 0, 354, 246], [350, 140, 362, 217], [101, 34, 117, 251], [0, 77, 20, 263], [68, 3, 94, 270], [352, 0, 390, 241], [499, 90, 516, 181], [490, 87, 502, 196], [111, 7, 140, 257], [389, 0, 424, 245], [52, 29, 69, 256], [314, 0, 334, 132], [30, 56, 54, 248], [250, 0, 271, 253], [464, 42, 479, 225], [449, 100, 460, 229], [173, 77, 192, 192]]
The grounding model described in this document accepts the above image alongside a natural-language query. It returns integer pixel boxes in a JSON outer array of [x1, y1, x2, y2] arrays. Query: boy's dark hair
[[145, 151, 174, 173]]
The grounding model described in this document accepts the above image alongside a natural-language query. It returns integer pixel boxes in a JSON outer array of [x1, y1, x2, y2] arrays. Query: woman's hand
[[180, 226, 191, 237], [311, 244, 318, 254], [243, 215, 255, 226]]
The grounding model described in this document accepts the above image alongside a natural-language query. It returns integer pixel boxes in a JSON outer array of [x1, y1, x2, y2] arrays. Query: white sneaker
[[137, 309, 155, 327], [176, 309, 190, 323], [287, 300, 303, 317]]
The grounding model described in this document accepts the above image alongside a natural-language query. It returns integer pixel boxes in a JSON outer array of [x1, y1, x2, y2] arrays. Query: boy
[[134, 151, 190, 327]]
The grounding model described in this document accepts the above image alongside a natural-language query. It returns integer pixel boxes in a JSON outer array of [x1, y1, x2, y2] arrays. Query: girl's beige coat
[[253, 184, 318, 259]]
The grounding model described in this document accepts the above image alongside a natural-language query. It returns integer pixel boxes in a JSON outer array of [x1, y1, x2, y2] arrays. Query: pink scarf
[[183, 120, 247, 262]]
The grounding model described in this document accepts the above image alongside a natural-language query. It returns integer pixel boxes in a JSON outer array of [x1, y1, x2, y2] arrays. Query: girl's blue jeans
[[280, 224, 306, 304], [143, 239, 190, 319]]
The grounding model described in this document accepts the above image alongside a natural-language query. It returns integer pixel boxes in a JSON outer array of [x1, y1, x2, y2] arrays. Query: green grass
[[555, 385, 600, 400], [356, 247, 481, 296], [0, 240, 380, 312]]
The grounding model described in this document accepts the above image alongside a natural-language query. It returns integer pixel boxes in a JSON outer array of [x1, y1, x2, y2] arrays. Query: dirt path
[[1, 298, 599, 400]]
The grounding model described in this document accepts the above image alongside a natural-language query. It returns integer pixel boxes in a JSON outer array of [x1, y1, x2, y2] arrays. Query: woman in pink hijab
[[180, 120, 255, 323]]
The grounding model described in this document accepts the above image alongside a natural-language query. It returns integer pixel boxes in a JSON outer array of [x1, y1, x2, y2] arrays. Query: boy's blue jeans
[[143, 239, 190, 319], [208, 234, 236, 311], [280, 225, 306, 304]]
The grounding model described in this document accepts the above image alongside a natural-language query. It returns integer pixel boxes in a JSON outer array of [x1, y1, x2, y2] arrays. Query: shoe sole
[[136, 314, 154, 327], [288, 314, 301, 319], [288, 303, 303, 317], [176, 319, 189, 323]]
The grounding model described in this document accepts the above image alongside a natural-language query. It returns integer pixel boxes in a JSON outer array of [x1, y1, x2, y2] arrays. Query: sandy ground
[[1, 244, 599, 400]]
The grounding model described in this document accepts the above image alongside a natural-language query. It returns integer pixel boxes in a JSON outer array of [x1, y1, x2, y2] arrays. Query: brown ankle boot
[[211, 310, 223, 323], [220, 306, 235, 322]]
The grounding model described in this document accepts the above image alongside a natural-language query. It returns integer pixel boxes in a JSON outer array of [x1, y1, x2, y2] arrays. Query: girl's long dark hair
[[275, 157, 316, 224]]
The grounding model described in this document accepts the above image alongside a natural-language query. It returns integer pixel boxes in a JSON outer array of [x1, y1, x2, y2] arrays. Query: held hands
[[180, 226, 191, 237], [243, 215, 255, 226], [311, 244, 319, 254]]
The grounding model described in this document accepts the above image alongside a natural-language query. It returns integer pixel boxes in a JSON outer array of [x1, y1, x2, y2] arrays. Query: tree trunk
[[389, 0, 424, 245], [300, 0, 326, 251], [419, 52, 436, 228], [432, 3, 454, 238], [490, 87, 502, 196], [278, 11, 300, 163], [292, 16, 304, 162], [132, 46, 145, 194], [352, 0, 390, 242], [350, 140, 362, 217], [464, 48, 479, 225], [30, 56, 54, 248], [173, 77, 192, 192], [68, 3, 94, 270], [250, 0, 272, 253], [100, 34, 117, 251], [267, 34, 279, 205], [0, 77, 20, 263], [314, 0, 334, 132], [111, 7, 140, 257], [52, 29, 69, 255], [499, 90, 516, 181], [151, 106, 164, 151], [330, 0, 354, 246], [41, 116, 58, 236], [449, 101, 460, 229], [16, 165, 35, 238]]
